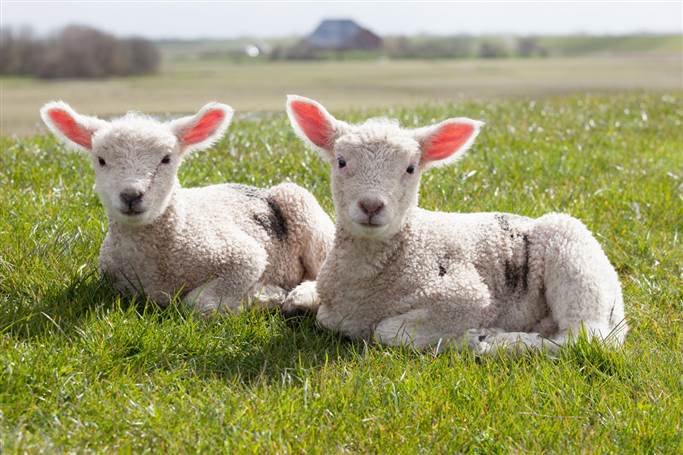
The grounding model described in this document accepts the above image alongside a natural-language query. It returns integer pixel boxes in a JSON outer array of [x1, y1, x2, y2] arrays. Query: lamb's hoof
[[184, 293, 231, 317], [282, 281, 319, 316], [252, 285, 288, 309], [463, 328, 502, 355], [183, 287, 213, 314], [464, 329, 550, 356], [184, 286, 246, 317]]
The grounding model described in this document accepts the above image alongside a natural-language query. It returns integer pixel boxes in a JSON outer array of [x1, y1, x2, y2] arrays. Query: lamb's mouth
[[120, 208, 146, 217], [357, 219, 386, 228]]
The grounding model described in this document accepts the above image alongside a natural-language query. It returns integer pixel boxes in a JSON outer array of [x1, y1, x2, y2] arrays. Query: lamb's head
[[40, 101, 233, 226], [286, 95, 483, 239]]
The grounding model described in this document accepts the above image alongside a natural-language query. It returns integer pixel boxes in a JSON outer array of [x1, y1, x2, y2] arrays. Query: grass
[[2, 55, 682, 136], [536, 34, 683, 56], [1, 92, 682, 452]]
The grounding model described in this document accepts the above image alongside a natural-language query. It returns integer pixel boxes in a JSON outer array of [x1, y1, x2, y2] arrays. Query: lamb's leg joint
[[374, 309, 441, 350], [282, 280, 320, 315], [465, 328, 557, 355], [250, 284, 288, 309], [184, 280, 243, 315]]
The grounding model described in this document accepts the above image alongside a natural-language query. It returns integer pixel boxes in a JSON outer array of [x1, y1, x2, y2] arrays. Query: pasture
[[2, 54, 682, 136], [1, 90, 681, 451]]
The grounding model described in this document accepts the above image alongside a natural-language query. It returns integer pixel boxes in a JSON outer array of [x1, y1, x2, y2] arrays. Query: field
[[2, 54, 682, 136], [156, 33, 683, 60], [1, 91, 682, 452]]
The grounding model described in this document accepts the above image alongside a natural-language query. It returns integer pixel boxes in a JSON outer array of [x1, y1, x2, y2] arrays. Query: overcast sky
[[2, 1, 682, 39]]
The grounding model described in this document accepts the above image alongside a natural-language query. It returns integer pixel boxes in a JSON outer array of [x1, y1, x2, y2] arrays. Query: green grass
[[1, 93, 682, 452], [537, 34, 683, 56]]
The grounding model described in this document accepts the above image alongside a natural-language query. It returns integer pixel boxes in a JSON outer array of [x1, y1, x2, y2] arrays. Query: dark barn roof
[[305, 19, 382, 50]]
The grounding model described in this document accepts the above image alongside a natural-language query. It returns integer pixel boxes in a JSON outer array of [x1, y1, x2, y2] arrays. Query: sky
[[2, 1, 682, 39]]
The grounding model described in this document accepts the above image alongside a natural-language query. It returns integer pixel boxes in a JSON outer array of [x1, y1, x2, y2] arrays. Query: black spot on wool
[[504, 234, 530, 292], [495, 213, 511, 233], [253, 196, 288, 241]]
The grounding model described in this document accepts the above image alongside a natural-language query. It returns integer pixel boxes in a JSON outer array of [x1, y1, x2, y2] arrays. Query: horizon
[[2, 1, 682, 40]]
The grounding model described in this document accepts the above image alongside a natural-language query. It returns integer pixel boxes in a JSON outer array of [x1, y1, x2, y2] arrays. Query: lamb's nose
[[358, 198, 385, 217], [120, 190, 143, 205]]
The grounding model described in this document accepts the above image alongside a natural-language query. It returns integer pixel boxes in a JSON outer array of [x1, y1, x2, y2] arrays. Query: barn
[[304, 19, 382, 51]]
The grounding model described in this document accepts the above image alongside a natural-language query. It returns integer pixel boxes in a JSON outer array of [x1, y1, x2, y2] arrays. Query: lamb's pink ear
[[168, 102, 234, 153], [286, 95, 345, 159], [414, 118, 484, 168], [40, 101, 107, 152]]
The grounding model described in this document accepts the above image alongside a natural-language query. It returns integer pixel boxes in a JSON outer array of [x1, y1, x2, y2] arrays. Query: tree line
[[267, 35, 549, 61], [1, 25, 160, 79]]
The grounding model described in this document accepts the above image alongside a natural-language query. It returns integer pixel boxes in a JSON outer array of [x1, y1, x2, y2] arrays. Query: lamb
[[40, 101, 334, 315], [286, 95, 627, 353]]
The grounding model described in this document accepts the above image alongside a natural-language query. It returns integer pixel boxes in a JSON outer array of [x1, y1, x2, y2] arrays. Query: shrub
[[0, 25, 160, 78]]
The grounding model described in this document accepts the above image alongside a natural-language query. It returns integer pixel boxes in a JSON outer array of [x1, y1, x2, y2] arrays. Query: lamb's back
[[178, 182, 308, 288], [411, 208, 548, 330]]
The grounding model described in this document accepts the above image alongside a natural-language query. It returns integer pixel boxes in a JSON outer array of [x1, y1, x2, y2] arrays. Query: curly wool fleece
[[287, 95, 626, 353], [41, 101, 334, 314]]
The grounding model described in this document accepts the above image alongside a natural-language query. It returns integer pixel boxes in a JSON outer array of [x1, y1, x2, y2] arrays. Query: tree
[[0, 25, 161, 78]]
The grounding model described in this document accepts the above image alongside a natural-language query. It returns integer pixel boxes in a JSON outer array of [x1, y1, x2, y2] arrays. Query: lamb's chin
[[110, 209, 153, 226], [348, 222, 391, 240]]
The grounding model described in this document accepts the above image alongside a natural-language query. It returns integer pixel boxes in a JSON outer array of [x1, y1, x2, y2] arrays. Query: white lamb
[[286, 95, 627, 353], [40, 101, 334, 315]]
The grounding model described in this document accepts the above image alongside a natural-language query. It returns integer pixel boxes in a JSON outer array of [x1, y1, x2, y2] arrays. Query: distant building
[[304, 19, 382, 51]]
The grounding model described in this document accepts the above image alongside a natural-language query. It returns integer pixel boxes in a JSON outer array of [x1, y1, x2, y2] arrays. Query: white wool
[[287, 95, 627, 354], [41, 101, 334, 314]]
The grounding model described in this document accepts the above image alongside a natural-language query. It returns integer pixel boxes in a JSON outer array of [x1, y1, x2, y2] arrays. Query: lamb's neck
[[108, 191, 183, 239], [334, 222, 412, 274]]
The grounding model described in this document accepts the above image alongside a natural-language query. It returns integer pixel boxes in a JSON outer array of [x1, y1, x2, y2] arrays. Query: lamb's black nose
[[120, 190, 143, 206], [358, 198, 385, 217]]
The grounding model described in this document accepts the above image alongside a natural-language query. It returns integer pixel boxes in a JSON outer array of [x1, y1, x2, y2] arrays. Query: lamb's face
[[91, 122, 180, 225], [330, 127, 422, 239], [40, 101, 234, 226], [286, 95, 484, 241]]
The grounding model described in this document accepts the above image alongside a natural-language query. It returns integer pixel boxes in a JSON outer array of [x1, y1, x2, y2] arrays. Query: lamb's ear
[[286, 95, 345, 159], [168, 102, 233, 153], [40, 101, 107, 152], [414, 118, 484, 169]]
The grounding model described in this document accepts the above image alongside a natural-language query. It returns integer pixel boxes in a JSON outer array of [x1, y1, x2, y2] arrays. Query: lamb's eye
[[161, 155, 171, 164], [406, 164, 415, 174], [337, 157, 347, 169], [98, 157, 106, 167]]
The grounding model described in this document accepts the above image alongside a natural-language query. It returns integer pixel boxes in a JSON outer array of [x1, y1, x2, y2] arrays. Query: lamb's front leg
[[374, 267, 495, 350], [281, 280, 320, 315], [374, 309, 445, 349], [375, 316, 558, 354], [184, 234, 269, 315], [464, 328, 560, 355]]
